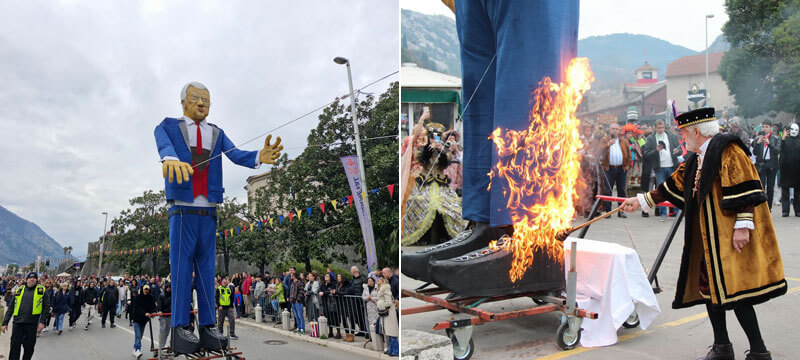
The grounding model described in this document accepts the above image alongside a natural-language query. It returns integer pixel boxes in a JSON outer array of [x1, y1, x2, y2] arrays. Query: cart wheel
[[447, 330, 474, 360], [445, 293, 460, 314], [622, 311, 640, 329], [532, 297, 546, 305], [556, 321, 581, 350]]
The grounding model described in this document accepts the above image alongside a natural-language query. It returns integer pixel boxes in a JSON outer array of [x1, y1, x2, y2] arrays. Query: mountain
[[401, 9, 461, 77], [400, 10, 701, 91], [706, 34, 730, 53], [578, 33, 697, 90], [0, 204, 70, 267]]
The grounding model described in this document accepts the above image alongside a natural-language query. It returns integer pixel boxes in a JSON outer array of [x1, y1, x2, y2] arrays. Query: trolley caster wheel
[[556, 321, 581, 350], [446, 330, 474, 360], [532, 297, 546, 305], [445, 293, 460, 314], [622, 311, 640, 329]]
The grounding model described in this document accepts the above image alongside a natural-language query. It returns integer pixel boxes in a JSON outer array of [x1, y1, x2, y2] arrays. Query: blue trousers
[[292, 303, 305, 331], [455, 0, 579, 226], [169, 206, 217, 327], [654, 166, 674, 217], [387, 336, 399, 356], [55, 313, 65, 331], [133, 322, 144, 351]]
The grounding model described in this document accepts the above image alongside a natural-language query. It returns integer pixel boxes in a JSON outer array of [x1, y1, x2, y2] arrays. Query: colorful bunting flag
[[387, 184, 395, 198], [320, 203, 326, 214]]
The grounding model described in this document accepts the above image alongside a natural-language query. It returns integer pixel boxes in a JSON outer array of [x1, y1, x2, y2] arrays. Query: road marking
[[536, 285, 800, 360]]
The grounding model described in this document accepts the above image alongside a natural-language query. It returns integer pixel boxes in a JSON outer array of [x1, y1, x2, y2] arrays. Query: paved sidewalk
[[235, 316, 393, 359]]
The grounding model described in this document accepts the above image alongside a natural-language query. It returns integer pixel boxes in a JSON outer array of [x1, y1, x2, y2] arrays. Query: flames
[[488, 58, 594, 283]]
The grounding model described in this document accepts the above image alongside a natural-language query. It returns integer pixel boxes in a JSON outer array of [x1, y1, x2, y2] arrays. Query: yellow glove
[[259, 134, 284, 165], [162, 160, 194, 184]]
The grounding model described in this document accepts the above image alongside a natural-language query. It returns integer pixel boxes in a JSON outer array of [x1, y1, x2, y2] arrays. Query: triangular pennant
[[295, 209, 301, 221], [289, 212, 294, 222], [347, 195, 353, 207], [224, 230, 228, 237], [387, 184, 395, 198], [371, 188, 378, 194], [279, 215, 283, 225], [331, 199, 338, 211], [320, 203, 325, 214], [258, 221, 262, 229], [251, 223, 255, 231], [307, 207, 312, 217], [270, 218, 274, 227]]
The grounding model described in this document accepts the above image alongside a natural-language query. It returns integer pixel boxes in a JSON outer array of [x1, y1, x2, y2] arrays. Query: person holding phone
[[600, 122, 631, 217], [752, 120, 781, 210]]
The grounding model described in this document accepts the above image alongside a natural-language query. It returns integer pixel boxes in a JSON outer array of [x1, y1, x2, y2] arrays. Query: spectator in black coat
[[347, 266, 369, 340], [52, 283, 71, 334], [157, 283, 172, 353], [68, 280, 84, 330], [83, 280, 98, 330], [100, 280, 118, 328], [132, 285, 156, 358]]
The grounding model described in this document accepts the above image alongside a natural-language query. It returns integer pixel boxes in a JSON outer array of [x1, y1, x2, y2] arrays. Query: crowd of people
[[578, 116, 800, 219], [1, 264, 400, 359]]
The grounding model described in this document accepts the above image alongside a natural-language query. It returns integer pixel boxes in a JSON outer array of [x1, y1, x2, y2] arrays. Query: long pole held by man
[[621, 107, 786, 360], [2, 272, 50, 360]]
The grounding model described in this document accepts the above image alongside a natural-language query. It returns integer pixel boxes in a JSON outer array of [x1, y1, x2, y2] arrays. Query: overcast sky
[[0, 1, 398, 257], [402, 0, 728, 52]]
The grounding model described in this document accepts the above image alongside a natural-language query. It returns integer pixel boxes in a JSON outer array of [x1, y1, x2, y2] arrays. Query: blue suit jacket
[[154, 117, 258, 203]]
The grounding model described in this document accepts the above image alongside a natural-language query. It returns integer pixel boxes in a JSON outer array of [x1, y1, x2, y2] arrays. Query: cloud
[[0, 1, 399, 256]]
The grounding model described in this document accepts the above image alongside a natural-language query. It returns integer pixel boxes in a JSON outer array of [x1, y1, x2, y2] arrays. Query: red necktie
[[192, 122, 209, 199]]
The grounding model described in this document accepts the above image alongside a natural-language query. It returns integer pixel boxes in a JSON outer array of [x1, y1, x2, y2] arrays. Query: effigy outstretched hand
[[162, 160, 194, 184], [259, 134, 284, 165]]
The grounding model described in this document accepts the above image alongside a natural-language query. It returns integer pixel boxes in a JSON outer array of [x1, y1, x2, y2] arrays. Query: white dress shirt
[[655, 132, 674, 168], [608, 138, 623, 166]]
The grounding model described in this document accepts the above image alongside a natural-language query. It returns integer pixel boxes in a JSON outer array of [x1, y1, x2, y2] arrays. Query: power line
[[191, 70, 398, 169]]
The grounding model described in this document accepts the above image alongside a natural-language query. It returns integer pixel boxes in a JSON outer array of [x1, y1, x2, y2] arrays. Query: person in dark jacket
[[132, 285, 156, 358], [334, 273, 352, 340], [752, 119, 782, 209], [642, 120, 680, 218], [318, 273, 340, 339], [288, 273, 305, 335], [100, 279, 118, 328], [347, 266, 368, 340], [216, 278, 237, 340], [68, 280, 84, 330], [157, 283, 172, 353], [52, 283, 71, 335], [780, 123, 800, 216], [83, 280, 98, 330], [42, 280, 55, 333], [2, 272, 51, 360]]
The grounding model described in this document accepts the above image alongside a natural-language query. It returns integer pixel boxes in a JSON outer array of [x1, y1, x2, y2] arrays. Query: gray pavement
[[0, 314, 375, 359], [401, 209, 800, 359]]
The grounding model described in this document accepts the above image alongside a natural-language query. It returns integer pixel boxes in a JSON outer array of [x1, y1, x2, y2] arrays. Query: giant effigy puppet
[[154, 82, 282, 354]]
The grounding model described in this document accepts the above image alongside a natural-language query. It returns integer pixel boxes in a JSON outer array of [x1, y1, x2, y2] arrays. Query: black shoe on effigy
[[429, 235, 564, 297], [199, 325, 228, 351], [745, 350, 772, 360], [401, 222, 510, 283], [172, 326, 202, 355], [698, 343, 734, 360]]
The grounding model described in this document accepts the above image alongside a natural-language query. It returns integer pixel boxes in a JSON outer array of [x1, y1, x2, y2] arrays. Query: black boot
[[199, 325, 228, 351], [172, 326, 202, 355], [699, 343, 734, 360], [401, 223, 510, 282], [429, 235, 564, 297], [745, 350, 771, 360]]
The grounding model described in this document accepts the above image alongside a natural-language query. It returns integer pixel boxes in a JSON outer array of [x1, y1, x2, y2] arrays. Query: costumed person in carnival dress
[[622, 108, 786, 360], [153, 82, 283, 354], [402, 0, 579, 295], [401, 120, 468, 246]]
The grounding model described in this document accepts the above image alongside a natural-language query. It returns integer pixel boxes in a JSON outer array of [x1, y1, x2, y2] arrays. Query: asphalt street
[[401, 208, 800, 359], [0, 314, 374, 360]]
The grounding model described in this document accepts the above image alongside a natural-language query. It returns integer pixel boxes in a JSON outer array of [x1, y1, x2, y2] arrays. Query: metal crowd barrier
[[320, 294, 370, 336]]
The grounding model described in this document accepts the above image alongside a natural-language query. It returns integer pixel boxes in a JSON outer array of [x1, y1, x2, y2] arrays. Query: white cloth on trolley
[[563, 237, 661, 347]]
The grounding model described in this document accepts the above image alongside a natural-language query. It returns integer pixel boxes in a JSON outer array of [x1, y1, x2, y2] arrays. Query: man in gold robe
[[622, 107, 785, 360]]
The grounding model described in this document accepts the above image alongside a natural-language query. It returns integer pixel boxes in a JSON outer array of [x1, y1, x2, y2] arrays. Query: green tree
[[719, 0, 800, 117], [249, 82, 399, 272], [108, 190, 170, 275]]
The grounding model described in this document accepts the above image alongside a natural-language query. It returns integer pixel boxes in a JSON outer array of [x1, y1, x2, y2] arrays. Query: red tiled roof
[[666, 52, 725, 77]]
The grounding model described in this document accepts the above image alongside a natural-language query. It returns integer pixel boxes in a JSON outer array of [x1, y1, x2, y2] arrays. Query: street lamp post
[[705, 14, 714, 106], [98, 211, 108, 275], [333, 56, 373, 215]]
